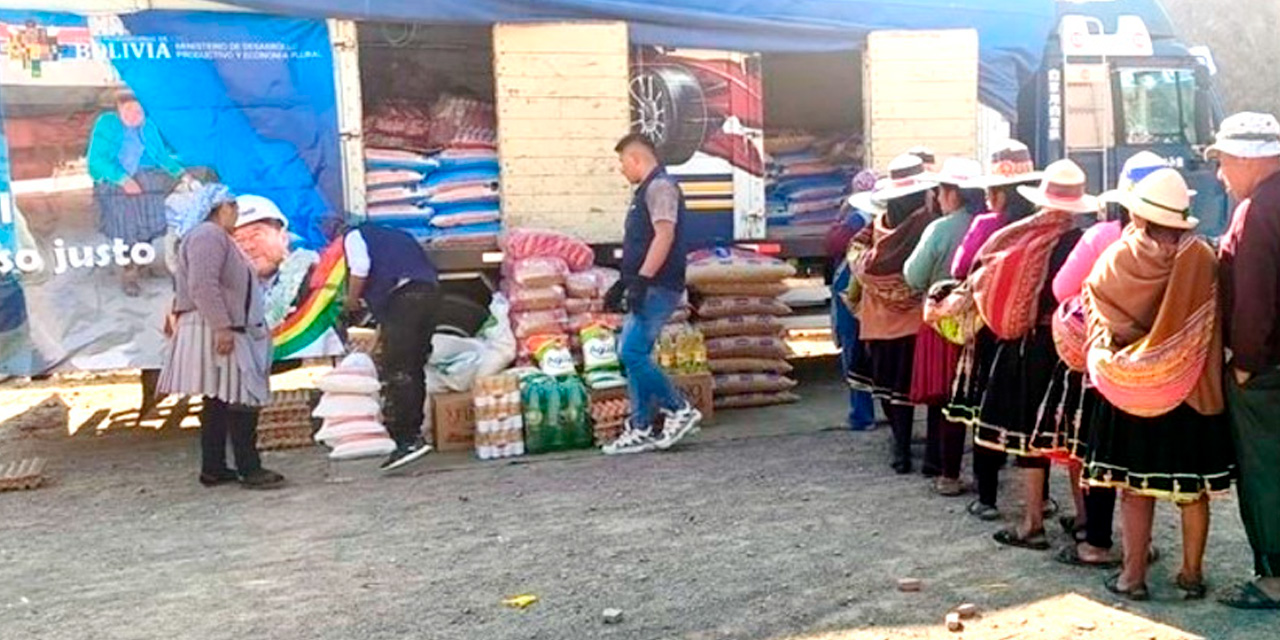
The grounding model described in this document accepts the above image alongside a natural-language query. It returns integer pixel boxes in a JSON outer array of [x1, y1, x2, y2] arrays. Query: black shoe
[[239, 468, 286, 490], [892, 460, 913, 475], [381, 439, 433, 473], [199, 469, 239, 487]]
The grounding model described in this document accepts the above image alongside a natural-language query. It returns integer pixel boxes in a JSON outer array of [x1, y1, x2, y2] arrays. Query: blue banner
[[0, 11, 342, 375]]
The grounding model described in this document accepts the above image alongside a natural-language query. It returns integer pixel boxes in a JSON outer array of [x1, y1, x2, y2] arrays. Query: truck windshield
[[1117, 68, 1199, 146]]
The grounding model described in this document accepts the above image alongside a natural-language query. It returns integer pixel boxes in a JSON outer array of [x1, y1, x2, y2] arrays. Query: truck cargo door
[[328, 18, 366, 219], [493, 22, 631, 243], [864, 29, 978, 171]]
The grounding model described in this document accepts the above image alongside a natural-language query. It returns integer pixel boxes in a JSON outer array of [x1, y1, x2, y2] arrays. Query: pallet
[[0, 458, 47, 492]]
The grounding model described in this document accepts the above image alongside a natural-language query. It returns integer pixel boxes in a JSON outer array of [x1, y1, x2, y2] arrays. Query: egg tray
[[0, 458, 47, 492]]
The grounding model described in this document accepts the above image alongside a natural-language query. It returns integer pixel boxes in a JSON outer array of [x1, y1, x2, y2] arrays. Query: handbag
[[924, 279, 983, 346]]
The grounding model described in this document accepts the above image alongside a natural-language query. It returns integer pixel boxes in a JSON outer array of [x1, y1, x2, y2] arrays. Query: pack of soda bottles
[[519, 371, 593, 454]]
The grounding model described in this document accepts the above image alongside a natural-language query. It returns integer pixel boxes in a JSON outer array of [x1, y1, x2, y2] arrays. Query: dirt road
[[0, 364, 1272, 640]]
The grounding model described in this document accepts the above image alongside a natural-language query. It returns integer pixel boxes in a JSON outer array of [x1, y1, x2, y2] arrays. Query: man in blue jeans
[[602, 133, 702, 455]]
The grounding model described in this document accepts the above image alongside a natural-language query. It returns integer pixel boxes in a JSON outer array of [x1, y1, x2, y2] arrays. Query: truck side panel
[[493, 21, 631, 244]]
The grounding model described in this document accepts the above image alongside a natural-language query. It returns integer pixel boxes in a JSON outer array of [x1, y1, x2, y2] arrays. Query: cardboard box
[[430, 391, 476, 453]]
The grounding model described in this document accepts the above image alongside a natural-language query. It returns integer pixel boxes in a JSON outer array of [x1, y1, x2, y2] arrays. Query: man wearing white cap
[[1213, 111, 1280, 610], [233, 195, 343, 361]]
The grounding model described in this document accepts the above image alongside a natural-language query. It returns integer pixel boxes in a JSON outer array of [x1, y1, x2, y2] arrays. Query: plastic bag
[[503, 256, 569, 288], [476, 293, 517, 377], [425, 334, 486, 392], [503, 283, 567, 313], [527, 334, 576, 377], [580, 325, 620, 372], [512, 308, 568, 339]]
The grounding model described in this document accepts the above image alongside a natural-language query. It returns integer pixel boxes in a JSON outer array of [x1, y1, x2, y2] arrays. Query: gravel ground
[[0, 361, 1274, 640]]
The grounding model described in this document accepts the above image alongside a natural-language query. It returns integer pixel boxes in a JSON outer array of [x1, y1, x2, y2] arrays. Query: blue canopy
[[224, 0, 1057, 117]]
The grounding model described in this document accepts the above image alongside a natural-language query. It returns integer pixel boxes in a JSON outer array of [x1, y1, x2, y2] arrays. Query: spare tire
[[630, 65, 708, 166]]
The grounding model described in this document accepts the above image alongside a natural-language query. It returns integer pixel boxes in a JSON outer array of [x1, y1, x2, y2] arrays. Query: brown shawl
[[855, 206, 936, 340], [1084, 225, 1223, 416]]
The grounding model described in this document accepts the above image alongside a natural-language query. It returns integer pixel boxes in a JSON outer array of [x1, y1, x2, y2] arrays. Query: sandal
[[967, 500, 1001, 521], [1175, 573, 1207, 601], [1055, 544, 1121, 569], [1218, 582, 1280, 610], [993, 527, 1050, 551], [1105, 572, 1150, 601]]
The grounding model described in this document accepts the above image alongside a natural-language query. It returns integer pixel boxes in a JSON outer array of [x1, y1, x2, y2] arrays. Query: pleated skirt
[[158, 313, 271, 407]]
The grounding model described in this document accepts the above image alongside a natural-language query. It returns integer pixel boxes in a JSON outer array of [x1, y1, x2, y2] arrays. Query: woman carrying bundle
[[848, 153, 938, 473], [944, 141, 1042, 520], [903, 158, 985, 495], [966, 160, 1095, 549], [1082, 169, 1236, 601], [1044, 152, 1170, 567]]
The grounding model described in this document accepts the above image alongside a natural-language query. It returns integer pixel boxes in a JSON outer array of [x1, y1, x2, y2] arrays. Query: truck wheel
[[630, 65, 708, 166]]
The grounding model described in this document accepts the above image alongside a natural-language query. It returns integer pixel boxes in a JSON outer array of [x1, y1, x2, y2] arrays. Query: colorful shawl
[[1051, 295, 1088, 372], [855, 206, 936, 340], [272, 239, 347, 361], [1084, 228, 1223, 417], [924, 279, 984, 346], [970, 209, 1074, 341]]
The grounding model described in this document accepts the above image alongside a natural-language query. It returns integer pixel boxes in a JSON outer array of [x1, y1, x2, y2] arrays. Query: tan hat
[[1205, 112, 1280, 160], [934, 157, 985, 189], [1016, 159, 1098, 214], [981, 140, 1042, 188], [1117, 168, 1199, 230]]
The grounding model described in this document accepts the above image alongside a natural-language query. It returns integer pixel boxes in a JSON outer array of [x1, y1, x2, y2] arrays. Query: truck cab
[[1022, 1, 1227, 235]]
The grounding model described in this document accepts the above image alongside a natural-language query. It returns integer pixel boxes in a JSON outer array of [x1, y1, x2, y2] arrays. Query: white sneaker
[[655, 402, 702, 450], [602, 423, 656, 456]]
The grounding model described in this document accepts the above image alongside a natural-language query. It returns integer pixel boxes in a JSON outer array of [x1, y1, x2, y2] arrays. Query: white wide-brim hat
[[869, 153, 939, 202], [981, 140, 1042, 188], [934, 157, 985, 189], [1017, 159, 1099, 214], [1117, 168, 1199, 230], [1205, 111, 1280, 160], [847, 190, 887, 216]]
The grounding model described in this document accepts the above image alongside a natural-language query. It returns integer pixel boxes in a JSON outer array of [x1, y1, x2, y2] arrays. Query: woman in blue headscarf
[[158, 183, 283, 490]]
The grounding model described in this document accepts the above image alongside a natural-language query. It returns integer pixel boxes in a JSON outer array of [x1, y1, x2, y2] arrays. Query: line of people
[[833, 111, 1280, 609]]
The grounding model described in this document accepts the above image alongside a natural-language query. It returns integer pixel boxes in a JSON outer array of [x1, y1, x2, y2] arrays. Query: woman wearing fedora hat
[[904, 157, 984, 495], [966, 159, 1097, 549], [1045, 151, 1172, 568], [848, 153, 939, 473], [1082, 168, 1235, 601]]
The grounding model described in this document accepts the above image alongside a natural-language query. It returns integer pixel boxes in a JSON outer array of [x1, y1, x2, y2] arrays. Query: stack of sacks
[[311, 353, 396, 460], [688, 247, 800, 409], [564, 267, 623, 341], [499, 229, 609, 364], [765, 132, 864, 228], [362, 94, 502, 248]]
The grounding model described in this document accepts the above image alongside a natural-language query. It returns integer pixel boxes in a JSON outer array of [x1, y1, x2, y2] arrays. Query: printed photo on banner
[[0, 10, 345, 376]]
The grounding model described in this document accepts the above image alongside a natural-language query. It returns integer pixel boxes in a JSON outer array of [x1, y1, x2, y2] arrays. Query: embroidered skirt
[[1084, 398, 1236, 503], [973, 326, 1058, 456], [944, 328, 997, 426], [849, 335, 917, 405], [1028, 363, 1093, 463]]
